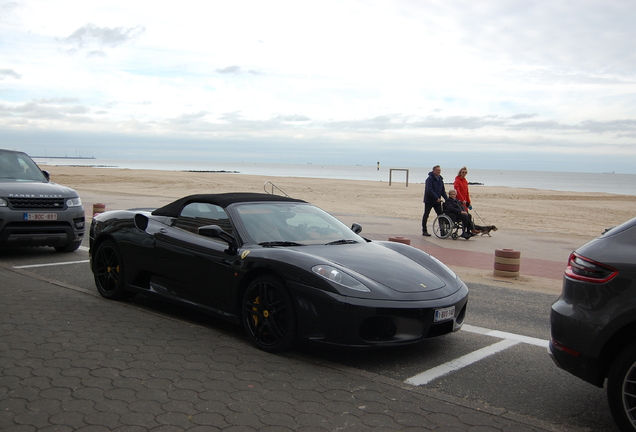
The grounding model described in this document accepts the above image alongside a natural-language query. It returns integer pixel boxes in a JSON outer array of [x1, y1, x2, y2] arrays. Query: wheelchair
[[432, 213, 464, 240]]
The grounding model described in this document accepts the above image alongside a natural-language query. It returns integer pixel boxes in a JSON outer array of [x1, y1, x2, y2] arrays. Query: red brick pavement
[[369, 233, 566, 281]]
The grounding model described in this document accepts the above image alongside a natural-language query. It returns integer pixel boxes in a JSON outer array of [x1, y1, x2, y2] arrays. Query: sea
[[33, 158, 636, 196]]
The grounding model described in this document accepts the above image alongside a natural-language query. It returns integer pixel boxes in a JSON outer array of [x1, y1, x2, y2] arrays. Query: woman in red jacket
[[454, 167, 476, 233], [454, 167, 471, 211]]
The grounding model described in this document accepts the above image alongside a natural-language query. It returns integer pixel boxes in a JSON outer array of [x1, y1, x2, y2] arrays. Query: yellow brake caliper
[[252, 296, 261, 326], [107, 265, 120, 275]]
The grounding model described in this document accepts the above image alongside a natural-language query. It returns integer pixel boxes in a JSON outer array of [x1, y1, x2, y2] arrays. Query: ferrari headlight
[[66, 197, 82, 207], [429, 255, 457, 279], [312, 264, 370, 292]]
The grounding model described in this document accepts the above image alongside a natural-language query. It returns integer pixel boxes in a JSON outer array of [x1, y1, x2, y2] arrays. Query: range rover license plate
[[434, 306, 455, 322], [24, 213, 58, 221]]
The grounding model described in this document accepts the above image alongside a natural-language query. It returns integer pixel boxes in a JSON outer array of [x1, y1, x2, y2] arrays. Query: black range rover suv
[[0, 148, 85, 252]]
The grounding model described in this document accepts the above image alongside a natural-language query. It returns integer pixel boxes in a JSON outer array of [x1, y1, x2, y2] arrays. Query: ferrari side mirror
[[199, 225, 237, 251]]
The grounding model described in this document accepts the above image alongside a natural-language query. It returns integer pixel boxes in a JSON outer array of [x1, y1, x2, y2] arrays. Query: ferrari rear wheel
[[93, 240, 134, 300], [242, 275, 297, 353]]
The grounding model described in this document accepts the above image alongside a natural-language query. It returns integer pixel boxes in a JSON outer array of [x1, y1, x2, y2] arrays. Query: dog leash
[[472, 208, 488, 225]]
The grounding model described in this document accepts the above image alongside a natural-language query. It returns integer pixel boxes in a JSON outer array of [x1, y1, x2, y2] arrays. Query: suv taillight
[[565, 252, 618, 283]]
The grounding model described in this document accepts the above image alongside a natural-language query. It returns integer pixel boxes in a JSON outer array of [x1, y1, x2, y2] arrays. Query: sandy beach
[[47, 165, 636, 237], [33, 165, 636, 295]]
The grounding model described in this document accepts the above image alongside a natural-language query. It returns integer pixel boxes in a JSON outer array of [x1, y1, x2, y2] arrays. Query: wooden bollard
[[93, 203, 106, 217], [388, 236, 411, 245], [494, 249, 521, 277]]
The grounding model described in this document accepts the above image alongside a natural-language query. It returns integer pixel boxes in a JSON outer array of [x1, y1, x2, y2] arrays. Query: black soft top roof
[[151, 193, 306, 217]]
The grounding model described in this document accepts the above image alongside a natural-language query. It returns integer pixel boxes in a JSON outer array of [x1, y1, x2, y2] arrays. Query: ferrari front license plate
[[24, 213, 58, 221], [434, 306, 455, 322]]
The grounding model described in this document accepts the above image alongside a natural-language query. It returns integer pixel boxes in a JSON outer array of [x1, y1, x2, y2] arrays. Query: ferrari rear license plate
[[24, 213, 58, 221], [434, 306, 455, 322]]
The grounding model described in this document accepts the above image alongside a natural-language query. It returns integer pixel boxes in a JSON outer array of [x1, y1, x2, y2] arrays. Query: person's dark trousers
[[422, 202, 442, 234], [458, 214, 472, 234], [467, 214, 476, 231]]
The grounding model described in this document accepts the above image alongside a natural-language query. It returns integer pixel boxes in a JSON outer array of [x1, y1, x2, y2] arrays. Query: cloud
[[508, 113, 538, 120], [215, 66, 264, 75], [61, 23, 145, 52], [169, 110, 209, 124], [506, 120, 569, 131], [216, 65, 242, 74], [34, 97, 80, 104], [274, 114, 311, 122], [2, 1, 636, 174], [450, 1, 636, 72], [405, 115, 508, 130], [0, 1, 21, 22], [0, 69, 21, 80], [0, 102, 90, 120], [578, 119, 636, 133], [219, 111, 251, 123], [87, 50, 108, 58]]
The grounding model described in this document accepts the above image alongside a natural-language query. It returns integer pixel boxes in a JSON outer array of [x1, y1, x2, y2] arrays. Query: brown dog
[[473, 225, 498, 236]]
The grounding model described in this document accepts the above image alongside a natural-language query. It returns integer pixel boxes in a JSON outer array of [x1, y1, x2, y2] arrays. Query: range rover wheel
[[54, 240, 82, 253], [608, 341, 636, 432]]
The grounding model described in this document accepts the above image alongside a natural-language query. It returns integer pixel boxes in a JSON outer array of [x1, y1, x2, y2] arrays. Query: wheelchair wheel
[[433, 214, 453, 239]]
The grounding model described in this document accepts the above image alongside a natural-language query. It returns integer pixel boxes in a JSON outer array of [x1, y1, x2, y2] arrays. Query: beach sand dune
[[48, 166, 636, 237]]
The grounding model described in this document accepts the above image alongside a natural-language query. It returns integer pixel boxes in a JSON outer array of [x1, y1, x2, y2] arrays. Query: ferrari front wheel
[[93, 240, 134, 300], [242, 275, 297, 353]]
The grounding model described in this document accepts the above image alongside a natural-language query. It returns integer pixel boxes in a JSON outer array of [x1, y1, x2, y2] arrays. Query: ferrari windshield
[[233, 202, 364, 246]]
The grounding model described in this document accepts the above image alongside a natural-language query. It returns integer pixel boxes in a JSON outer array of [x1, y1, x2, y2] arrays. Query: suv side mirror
[[351, 223, 362, 234]]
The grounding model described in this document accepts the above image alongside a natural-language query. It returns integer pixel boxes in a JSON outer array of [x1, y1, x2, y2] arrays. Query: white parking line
[[406, 339, 520, 386], [12, 245, 89, 269], [14, 260, 90, 269], [405, 324, 549, 386], [462, 324, 549, 348]]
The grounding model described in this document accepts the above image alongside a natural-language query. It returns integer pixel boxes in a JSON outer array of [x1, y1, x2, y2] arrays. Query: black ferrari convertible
[[90, 193, 468, 352]]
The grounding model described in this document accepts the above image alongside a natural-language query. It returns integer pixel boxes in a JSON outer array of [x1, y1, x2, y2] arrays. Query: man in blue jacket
[[422, 165, 448, 236]]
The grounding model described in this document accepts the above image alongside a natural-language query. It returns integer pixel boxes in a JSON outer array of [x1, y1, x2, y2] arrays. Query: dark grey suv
[[0, 148, 85, 252], [550, 216, 636, 432]]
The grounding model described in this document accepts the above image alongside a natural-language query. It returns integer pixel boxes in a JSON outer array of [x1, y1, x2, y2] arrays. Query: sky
[[1, 0, 636, 173]]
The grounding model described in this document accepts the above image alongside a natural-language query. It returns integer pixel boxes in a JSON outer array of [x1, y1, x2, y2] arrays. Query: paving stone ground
[[1, 266, 559, 432]]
